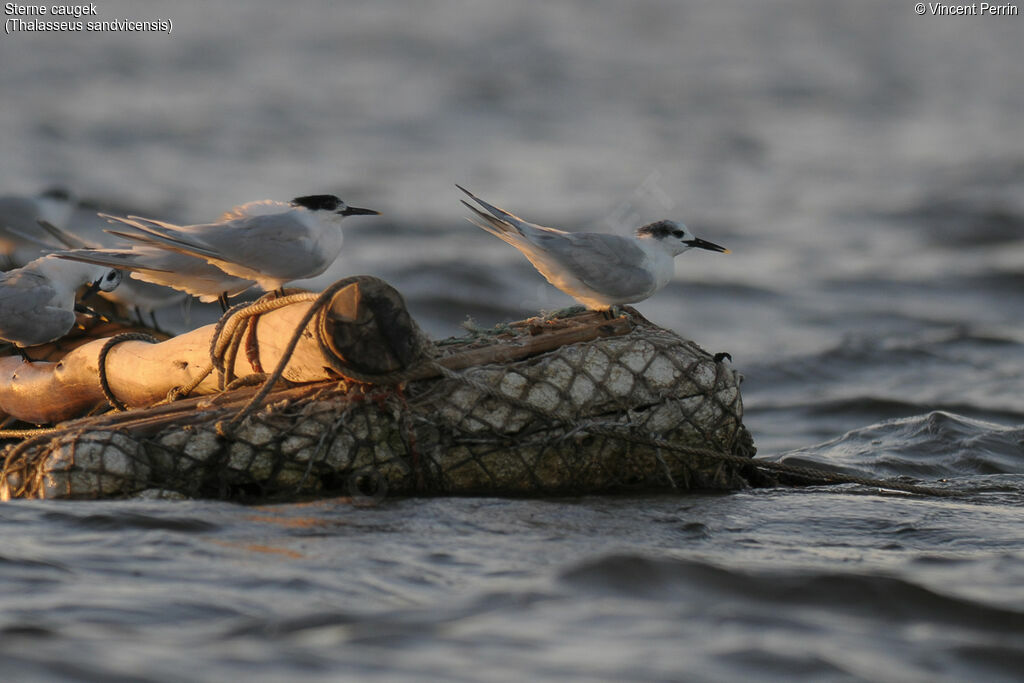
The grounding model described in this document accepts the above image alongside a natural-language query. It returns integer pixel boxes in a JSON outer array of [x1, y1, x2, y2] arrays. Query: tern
[[99, 195, 380, 295], [0, 255, 121, 360], [457, 185, 729, 312]]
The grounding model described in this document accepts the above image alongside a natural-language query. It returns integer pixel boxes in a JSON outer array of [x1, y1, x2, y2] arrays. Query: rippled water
[[1, 1, 1023, 680]]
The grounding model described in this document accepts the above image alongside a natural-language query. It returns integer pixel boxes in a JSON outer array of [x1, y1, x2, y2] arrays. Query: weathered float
[[0, 276, 762, 501]]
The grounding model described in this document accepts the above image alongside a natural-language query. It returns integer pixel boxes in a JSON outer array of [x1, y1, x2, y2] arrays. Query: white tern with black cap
[[99, 195, 380, 295], [458, 185, 729, 312]]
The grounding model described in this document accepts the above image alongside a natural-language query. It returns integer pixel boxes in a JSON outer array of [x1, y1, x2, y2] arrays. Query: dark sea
[[2, 1, 1023, 680]]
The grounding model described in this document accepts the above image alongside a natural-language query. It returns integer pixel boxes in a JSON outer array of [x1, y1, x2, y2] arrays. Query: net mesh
[[0, 314, 759, 501]]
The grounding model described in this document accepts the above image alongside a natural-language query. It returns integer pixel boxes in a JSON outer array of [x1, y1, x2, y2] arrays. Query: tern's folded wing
[[457, 185, 570, 238], [558, 233, 657, 301]]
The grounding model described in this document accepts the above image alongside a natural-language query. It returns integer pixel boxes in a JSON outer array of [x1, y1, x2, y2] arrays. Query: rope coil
[[97, 333, 160, 411]]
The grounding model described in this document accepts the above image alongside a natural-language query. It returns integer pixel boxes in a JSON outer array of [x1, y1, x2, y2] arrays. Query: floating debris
[[0, 277, 758, 501]]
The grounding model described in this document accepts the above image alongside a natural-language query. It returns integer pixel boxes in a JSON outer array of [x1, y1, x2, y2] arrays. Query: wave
[[559, 553, 1024, 628], [555, 553, 1024, 680], [768, 411, 1024, 478]]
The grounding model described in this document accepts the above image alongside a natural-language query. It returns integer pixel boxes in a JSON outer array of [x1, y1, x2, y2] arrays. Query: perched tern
[[457, 185, 729, 311], [0, 255, 121, 358], [99, 195, 380, 294]]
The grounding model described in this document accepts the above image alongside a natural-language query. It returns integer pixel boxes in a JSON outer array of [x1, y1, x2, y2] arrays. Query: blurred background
[[2, 3, 1023, 679]]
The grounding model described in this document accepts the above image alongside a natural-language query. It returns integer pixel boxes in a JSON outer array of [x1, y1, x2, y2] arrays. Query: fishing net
[[0, 282, 760, 501]]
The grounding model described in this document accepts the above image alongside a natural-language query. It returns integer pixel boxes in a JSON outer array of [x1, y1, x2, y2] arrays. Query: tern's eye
[[99, 270, 122, 291], [672, 230, 684, 238]]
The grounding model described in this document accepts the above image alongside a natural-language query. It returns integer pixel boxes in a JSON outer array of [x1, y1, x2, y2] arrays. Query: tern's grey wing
[[546, 232, 656, 300], [461, 201, 519, 241], [53, 248, 254, 303], [457, 186, 570, 237], [36, 219, 94, 249], [0, 270, 72, 346], [110, 212, 320, 277], [101, 214, 223, 260], [52, 248, 172, 273], [191, 212, 328, 279], [197, 212, 306, 248], [0, 269, 49, 302], [0, 225, 57, 251]]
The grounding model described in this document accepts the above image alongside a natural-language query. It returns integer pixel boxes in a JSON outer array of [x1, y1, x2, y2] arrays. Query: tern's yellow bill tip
[[722, 248, 732, 254]]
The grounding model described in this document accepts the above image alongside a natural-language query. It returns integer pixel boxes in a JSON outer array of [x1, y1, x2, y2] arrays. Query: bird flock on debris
[[0, 185, 729, 362]]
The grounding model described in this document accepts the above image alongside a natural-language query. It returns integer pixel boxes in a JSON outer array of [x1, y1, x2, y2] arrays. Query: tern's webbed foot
[[599, 305, 631, 320]]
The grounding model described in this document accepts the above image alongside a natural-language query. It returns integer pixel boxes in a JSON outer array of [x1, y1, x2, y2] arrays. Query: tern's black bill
[[81, 278, 103, 300], [340, 206, 381, 217], [686, 237, 730, 254]]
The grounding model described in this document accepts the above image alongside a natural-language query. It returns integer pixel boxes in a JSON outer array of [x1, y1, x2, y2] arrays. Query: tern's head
[[79, 267, 122, 300], [48, 261, 121, 301], [290, 194, 381, 221], [636, 220, 730, 257], [97, 268, 122, 292]]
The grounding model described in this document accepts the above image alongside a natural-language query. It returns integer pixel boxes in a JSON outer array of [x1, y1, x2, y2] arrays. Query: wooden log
[[3, 314, 634, 439], [0, 277, 427, 425]]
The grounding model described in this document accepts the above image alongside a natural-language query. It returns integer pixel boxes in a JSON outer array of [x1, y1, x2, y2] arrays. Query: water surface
[[1, 1, 1022, 680]]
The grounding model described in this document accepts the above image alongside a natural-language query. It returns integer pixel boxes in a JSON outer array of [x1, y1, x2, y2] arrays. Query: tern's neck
[[30, 257, 104, 293], [632, 237, 677, 290]]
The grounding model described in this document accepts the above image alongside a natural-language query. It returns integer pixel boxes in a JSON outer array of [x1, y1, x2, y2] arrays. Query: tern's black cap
[[291, 195, 380, 216], [291, 194, 344, 211], [636, 220, 683, 238]]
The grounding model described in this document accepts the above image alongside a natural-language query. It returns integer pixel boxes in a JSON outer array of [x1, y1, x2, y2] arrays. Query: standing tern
[[0, 255, 121, 360], [99, 195, 380, 295], [457, 185, 729, 312]]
